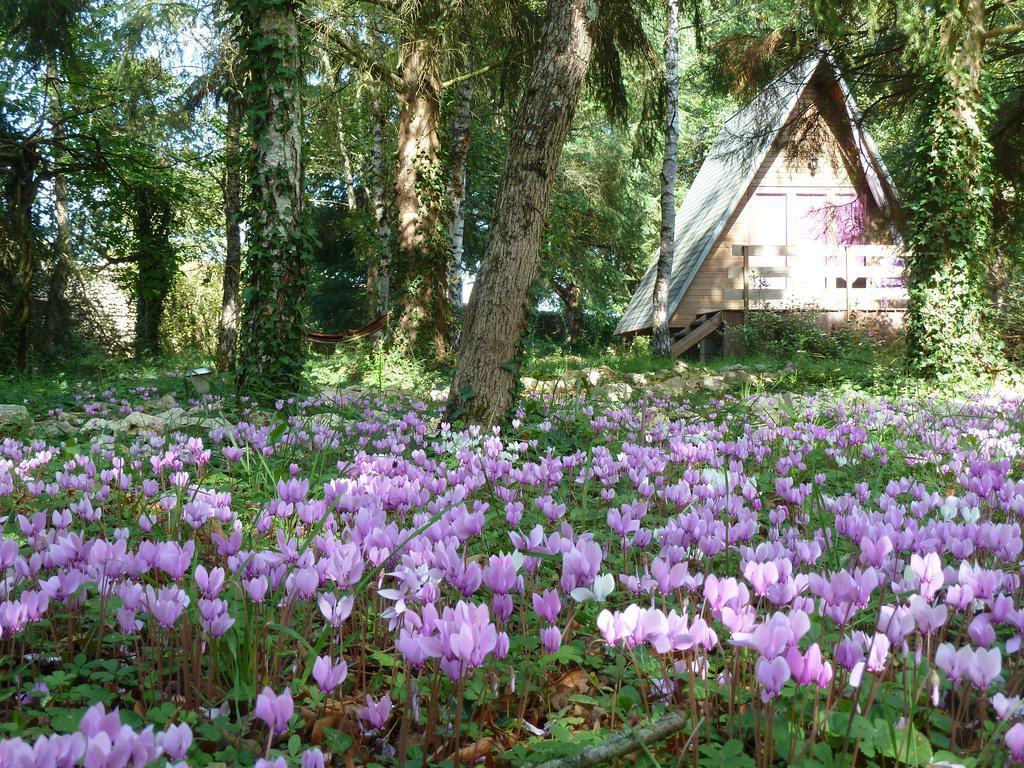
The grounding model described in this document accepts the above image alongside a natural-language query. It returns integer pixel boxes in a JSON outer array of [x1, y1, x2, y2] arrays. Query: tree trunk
[[448, 78, 473, 312], [217, 92, 243, 371], [905, 0, 995, 377], [133, 187, 174, 359], [338, 111, 358, 210], [45, 57, 73, 358], [446, 0, 593, 425], [6, 148, 41, 372], [554, 280, 583, 344], [371, 96, 392, 319], [652, 0, 680, 357], [394, 35, 447, 358], [235, 0, 310, 393]]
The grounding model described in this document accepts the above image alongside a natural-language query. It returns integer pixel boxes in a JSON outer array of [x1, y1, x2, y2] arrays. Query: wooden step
[[670, 311, 723, 358]]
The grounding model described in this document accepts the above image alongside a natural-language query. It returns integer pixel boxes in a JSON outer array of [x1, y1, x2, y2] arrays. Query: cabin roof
[[615, 53, 896, 336]]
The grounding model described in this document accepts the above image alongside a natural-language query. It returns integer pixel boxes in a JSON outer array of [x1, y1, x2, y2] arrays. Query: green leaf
[[873, 720, 931, 765]]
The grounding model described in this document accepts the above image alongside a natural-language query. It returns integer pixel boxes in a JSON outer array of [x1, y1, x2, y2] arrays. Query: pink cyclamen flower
[[312, 656, 348, 694], [967, 647, 1001, 689], [360, 694, 392, 730], [1006, 723, 1024, 761], [910, 553, 944, 600], [254, 687, 294, 735], [532, 589, 561, 623], [756, 656, 791, 702], [318, 593, 355, 628], [992, 693, 1023, 720], [301, 748, 326, 768], [540, 626, 561, 654], [157, 723, 192, 761]]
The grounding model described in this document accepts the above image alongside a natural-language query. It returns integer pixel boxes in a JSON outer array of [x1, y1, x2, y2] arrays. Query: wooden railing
[[728, 244, 907, 317]]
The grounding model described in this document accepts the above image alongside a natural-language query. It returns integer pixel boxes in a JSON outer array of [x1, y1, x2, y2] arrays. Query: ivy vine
[[228, 0, 317, 396]]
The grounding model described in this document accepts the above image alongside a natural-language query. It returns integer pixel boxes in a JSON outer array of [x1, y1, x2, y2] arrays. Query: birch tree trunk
[[652, 0, 680, 357], [394, 36, 447, 357], [371, 96, 392, 318], [235, 0, 310, 392], [217, 92, 243, 371], [446, 0, 593, 425], [448, 79, 472, 311], [337, 111, 358, 210]]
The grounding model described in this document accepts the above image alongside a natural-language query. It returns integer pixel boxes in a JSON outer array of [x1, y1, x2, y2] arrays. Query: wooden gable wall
[[670, 68, 900, 328]]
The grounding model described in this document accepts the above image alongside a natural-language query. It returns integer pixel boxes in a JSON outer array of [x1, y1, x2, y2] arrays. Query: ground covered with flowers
[[2, 382, 1024, 767]]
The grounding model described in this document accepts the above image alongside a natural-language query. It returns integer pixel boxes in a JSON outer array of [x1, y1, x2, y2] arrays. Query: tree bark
[[394, 34, 447, 358], [446, 0, 593, 425], [236, 0, 309, 392], [448, 78, 473, 311], [338, 110, 358, 210], [6, 146, 41, 371], [133, 186, 174, 359], [371, 96, 392, 319], [652, 0, 680, 357], [44, 57, 73, 358], [554, 280, 583, 344], [217, 92, 243, 371]]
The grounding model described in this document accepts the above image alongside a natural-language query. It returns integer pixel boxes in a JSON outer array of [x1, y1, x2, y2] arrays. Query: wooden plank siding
[[670, 72, 905, 329]]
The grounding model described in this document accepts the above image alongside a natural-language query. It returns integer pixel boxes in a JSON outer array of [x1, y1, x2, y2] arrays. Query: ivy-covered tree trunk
[[446, 0, 593, 425], [371, 96, 392, 319], [448, 78, 472, 312], [394, 34, 447, 359], [652, 0, 680, 357], [133, 187, 174, 359], [234, 0, 311, 393], [44, 57, 73, 357], [217, 92, 243, 371], [906, 0, 998, 377]]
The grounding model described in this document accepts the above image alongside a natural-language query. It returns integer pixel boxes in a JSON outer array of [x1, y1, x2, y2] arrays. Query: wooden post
[[844, 245, 851, 323], [742, 246, 750, 323]]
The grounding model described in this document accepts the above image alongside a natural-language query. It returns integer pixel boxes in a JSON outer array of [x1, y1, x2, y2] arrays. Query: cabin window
[[835, 193, 867, 247], [749, 193, 788, 246], [793, 193, 830, 246]]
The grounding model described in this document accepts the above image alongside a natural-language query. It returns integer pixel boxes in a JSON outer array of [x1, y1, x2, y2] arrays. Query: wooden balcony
[[727, 244, 907, 316]]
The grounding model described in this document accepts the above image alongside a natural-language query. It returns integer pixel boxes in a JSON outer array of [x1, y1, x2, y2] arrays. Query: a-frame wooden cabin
[[616, 54, 906, 357]]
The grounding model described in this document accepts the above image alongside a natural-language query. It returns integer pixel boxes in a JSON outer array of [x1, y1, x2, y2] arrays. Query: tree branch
[[533, 712, 701, 768], [440, 51, 525, 89], [983, 21, 1024, 40], [320, 24, 403, 91]]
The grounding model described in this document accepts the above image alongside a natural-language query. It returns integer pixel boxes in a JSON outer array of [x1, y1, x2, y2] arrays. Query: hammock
[[305, 313, 389, 345]]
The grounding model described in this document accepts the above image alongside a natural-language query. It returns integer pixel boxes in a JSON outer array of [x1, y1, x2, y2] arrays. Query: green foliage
[[160, 261, 224, 357], [731, 310, 881, 359]]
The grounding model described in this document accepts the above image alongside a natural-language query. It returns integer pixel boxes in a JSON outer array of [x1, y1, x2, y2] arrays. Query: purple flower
[[532, 589, 561, 623], [244, 576, 269, 604], [540, 625, 561, 654], [359, 694, 392, 731], [254, 687, 294, 735], [756, 656, 791, 702], [967, 647, 1001, 689], [312, 655, 348, 694], [301, 748, 326, 768], [195, 565, 225, 599], [158, 723, 192, 761], [1007, 723, 1024, 761], [318, 593, 355, 627]]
